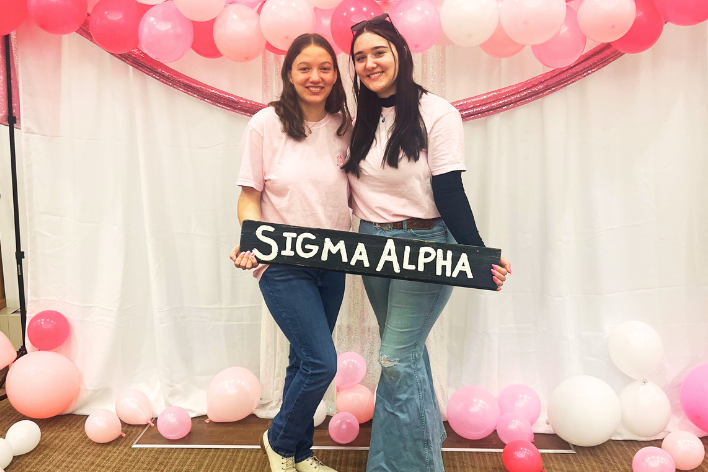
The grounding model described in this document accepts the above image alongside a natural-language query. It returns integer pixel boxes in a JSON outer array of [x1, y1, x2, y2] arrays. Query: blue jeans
[[259, 265, 345, 462], [359, 219, 454, 472]]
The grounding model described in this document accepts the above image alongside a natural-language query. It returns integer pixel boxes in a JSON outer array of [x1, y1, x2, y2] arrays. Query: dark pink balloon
[[680, 363, 708, 433], [532, 5, 586, 69], [331, 0, 383, 55], [502, 440, 544, 472], [612, 0, 663, 54], [0, 0, 28, 36], [256, 2, 287, 55], [28, 0, 89, 35], [654, 0, 708, 26], [27, 310, 71, 351], [90, 0, 141, 54], [191, 19, 223, 58]]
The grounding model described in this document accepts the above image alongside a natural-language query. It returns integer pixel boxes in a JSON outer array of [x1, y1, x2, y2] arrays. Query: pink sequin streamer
[[0, 33, 21, 129], [451, 45, 624, 121], [76, 19, 265, 117]]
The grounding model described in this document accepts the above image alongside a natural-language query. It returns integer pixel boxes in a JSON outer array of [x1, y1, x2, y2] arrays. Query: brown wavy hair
[[270, 34, 351, 141]]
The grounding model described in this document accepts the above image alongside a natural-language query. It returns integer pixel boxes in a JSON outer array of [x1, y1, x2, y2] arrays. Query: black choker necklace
[[380, 94, 396, 108]]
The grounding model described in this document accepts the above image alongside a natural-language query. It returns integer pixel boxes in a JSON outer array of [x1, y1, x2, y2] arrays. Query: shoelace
[[309, 456, 325, 469], [281, 456, 296, 471]]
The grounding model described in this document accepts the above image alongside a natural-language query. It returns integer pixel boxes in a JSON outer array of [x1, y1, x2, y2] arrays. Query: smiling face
[[288, 44, 337, 109], [353, 31, 399, 98]]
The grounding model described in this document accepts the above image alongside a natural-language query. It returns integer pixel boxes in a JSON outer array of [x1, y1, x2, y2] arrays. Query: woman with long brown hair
[[230, 33, 351, 472]]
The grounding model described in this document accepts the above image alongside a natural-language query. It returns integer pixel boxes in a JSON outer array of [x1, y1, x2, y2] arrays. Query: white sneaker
[[295, 456, 338, 472], [260, 430, 297, 472]]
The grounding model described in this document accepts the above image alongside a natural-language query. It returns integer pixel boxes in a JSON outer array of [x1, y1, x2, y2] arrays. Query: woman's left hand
[[492, 256, 512, 291]]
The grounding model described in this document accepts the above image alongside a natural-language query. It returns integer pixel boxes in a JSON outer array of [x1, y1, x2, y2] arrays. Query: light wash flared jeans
[[359, 219, 454, 472]]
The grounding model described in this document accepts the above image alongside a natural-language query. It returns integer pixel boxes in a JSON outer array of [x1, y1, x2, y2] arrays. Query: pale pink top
[[237, 107, 352, 278], [347, 93, 467, 223]]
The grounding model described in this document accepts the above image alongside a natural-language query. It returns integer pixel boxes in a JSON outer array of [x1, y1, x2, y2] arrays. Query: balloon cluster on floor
[[0, 420, 41, 471], [2, 0, 708, 68]]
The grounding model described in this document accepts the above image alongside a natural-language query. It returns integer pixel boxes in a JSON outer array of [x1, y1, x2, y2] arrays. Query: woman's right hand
[[230, 245, 259, 270]]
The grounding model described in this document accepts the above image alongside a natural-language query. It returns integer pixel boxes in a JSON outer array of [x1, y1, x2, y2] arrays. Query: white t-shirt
[[237, 107, 352, 278], [347, 93, 466, 223]]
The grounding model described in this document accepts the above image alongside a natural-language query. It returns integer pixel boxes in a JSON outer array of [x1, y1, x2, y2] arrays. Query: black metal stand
[[4, 34, 28, 371]]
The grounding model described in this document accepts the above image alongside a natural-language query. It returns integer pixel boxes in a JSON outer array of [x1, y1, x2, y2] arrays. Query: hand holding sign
[[230, 245, 259, 270], [493, 256, 512, 291]]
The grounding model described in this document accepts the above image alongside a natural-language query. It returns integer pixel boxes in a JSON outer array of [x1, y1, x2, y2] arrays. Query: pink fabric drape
[[0, 33, 21, 129]]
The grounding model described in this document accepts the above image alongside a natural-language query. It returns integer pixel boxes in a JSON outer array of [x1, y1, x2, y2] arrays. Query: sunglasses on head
[[350, 13, 393, 33]]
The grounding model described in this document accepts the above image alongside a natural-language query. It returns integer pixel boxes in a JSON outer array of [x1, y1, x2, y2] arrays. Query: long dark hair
[[343, 21, 427, 177], [270, 34, 351, 141]]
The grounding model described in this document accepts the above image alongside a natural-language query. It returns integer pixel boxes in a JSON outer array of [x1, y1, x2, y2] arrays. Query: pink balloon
[[139, 2, 194, 63], [206, 366, 261, 422], [27, 0, 88, 34], [115, 389, 153, 425], [680, 363, 708, 433], [6, 351, 80, 419], [336, 384, 375, 423], [256, 2, 287, 56], [661, 431, 706, 471], [90, 0, 141, 54], [497, 384, 542, 425], [611, 0, 663, 54], [447, 386, 500, 440], [328, 412, 360, 444], [532, 6, 586, 69], [315, 7, 342, 54], [27, 310, 70, 351], [157, 406, 192, 440], [0, 332, 16, 370], [496, 412, 534, 445], [213, 4, 266, 62], [85, 409, 123, 443], [331, 0, 384, 54], [191, 19, 223, 58], [0, 0, 28, 36], [502, 440, 544, 472], [653, 0, 708, 26], [633, 447, 676, 472], [577, 0, 636, 43], [480, 21, 525, 58], [389, 0, 440, 53], [334, 352, 367, 390], [499, 0, 567, 46], [259, 0, 316, 51], [174, 0, 225, 22]]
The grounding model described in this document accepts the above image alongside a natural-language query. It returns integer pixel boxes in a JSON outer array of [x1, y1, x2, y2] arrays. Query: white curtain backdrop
[[8, 19, 708, 440]]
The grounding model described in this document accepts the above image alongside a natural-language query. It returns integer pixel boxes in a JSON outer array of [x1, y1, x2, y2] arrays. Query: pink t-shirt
[[237, 107, 352, 278], [348, 93, 466, 223]]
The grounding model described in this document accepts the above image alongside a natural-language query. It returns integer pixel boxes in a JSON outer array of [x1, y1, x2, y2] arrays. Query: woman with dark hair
[[343, 15, 512, 472], [230, 33, 351, 472]]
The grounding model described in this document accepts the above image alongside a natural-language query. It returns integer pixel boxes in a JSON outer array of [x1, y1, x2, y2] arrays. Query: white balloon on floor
[[608, 321, 664, 380], [5, 420, 41, 456], [548, 375, 621, 447], [619, 380, 671, 437], [314, 400, 328, 427], [0, 438, 12, 469]]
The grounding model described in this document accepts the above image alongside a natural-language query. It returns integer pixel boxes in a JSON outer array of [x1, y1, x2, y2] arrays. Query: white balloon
[[619, 380, 671, 437], [174, 0, 226, 21], [308, 0, 344, 9], [548, 375, 621, 447], [314, 400, 328, 427], [608, 321, 664, 380], [0, 439, 13, 469], [5, 420, 41, 456], [440, 0, 499, 47]]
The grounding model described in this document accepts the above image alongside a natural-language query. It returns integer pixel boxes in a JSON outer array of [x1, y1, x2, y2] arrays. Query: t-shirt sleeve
[[427, 109, 467, 176], [236, 121, 266, 192]]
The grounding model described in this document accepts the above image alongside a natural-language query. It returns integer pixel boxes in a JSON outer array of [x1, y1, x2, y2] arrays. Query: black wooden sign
[[239, 220, 502, 290]]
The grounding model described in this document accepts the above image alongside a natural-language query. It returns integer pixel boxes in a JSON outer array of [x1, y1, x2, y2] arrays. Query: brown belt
[[372, 217, 437, 231]]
